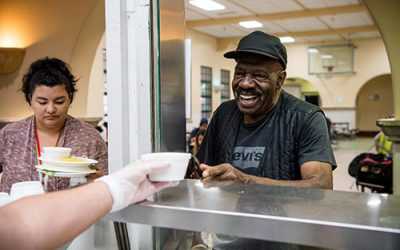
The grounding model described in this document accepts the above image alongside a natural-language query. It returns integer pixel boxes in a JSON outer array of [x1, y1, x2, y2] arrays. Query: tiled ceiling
[[231, 0, 304, 14], [185, 0, 380, 43], [297, 0, 359, 9], [276, 17, 328, 32], [194, 25, 246, 38], [319, 12, 374, 28]]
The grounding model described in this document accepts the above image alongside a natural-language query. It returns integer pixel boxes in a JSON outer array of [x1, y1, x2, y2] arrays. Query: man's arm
[[247, 161, 332, 189], [201, 161, 333, 189]]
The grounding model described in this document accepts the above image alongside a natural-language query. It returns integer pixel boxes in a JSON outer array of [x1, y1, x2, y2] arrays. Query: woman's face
[[30, 84, 71, 129]]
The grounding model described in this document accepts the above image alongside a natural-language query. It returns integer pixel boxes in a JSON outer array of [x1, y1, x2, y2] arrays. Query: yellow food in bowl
[[60, 156, 86, 163]]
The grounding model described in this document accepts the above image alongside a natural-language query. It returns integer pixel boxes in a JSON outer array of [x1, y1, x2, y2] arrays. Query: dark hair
[[200, 118, 208, 126], [22, 57, 78, 104]]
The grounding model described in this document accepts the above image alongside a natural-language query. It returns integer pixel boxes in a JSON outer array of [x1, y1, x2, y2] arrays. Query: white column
[[106, 0, 152, 171], [106, 0, 153, 249]]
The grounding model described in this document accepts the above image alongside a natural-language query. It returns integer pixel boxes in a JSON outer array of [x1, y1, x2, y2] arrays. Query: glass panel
[[152, 0, 186, 249], [154, 0, 186, 152]]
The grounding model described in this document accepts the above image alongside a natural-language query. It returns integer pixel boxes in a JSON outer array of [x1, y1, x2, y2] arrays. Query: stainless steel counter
[[106, 179, 400, 249]]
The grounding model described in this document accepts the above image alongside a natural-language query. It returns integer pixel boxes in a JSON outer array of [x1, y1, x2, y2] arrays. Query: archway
[[69, 0, 105, 117], [356, 74, 393, 133], [284, 77, 322, 106]]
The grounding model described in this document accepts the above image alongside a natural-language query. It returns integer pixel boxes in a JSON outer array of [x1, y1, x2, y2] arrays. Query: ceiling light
[[279, 36, 295, 43], [308, 48, 319, 53], [239, 21, 263, 29], [189, 0, 225, 11], [321, 54, 333, 59]]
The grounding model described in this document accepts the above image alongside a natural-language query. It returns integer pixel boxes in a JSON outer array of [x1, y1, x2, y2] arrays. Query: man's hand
[[200, 163, 252, 184]]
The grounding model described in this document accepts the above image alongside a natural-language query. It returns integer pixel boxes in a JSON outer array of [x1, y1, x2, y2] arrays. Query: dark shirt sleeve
[[297, 111, 337, 170]]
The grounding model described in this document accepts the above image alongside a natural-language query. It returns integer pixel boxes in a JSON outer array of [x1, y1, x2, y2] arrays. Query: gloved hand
[[97, 160, 171, 212]]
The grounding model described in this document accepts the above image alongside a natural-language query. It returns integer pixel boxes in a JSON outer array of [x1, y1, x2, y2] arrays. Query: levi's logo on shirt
[[232, 146, 265, 174]]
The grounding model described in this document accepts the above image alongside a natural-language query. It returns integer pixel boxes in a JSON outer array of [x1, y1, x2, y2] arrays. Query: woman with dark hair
[[0, 57, 108, 192]]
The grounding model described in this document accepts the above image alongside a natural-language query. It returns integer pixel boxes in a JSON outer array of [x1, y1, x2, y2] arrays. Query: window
[[220, 69, 230, 103], [201, 66, 212, 118]]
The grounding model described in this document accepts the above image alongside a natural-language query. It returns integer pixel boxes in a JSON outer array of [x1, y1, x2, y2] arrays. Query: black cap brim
[[224, 49, 279, 61]]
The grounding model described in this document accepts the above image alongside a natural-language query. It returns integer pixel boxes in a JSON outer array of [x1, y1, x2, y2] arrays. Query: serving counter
[[106, 179, 400, 249]]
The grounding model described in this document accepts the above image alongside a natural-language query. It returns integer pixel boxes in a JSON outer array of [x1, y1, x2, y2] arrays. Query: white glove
[[97, 160, 171, 212]]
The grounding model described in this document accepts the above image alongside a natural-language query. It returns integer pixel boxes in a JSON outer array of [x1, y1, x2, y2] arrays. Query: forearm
[[0, 182, 112, 250], [248, 173, 332, 189]]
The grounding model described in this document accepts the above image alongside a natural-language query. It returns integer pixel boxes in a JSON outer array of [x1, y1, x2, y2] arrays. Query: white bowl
[[141, 152, 191, 181], [42, 147, 72, 160], [10, 181, 44, 201]]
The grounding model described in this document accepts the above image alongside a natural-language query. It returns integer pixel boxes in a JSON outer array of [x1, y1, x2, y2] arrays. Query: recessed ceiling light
[[308, 48, 319, 53], [189, 0, 225, 11], [279, 36, 295, 43], [239, 21, 263, 29]]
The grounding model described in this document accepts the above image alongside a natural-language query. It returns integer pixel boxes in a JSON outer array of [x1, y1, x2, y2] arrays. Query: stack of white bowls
[[38, 147, 97, 174]]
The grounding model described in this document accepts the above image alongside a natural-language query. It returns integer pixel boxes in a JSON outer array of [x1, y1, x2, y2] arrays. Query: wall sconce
[[0, 48, 26, 74]]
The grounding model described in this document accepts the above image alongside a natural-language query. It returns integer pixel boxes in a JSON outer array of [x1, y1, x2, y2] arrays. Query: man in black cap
[[197, 31, 336, 189]]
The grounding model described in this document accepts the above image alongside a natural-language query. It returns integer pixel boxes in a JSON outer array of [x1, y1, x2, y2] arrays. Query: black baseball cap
[[224, 31, 287, 69]]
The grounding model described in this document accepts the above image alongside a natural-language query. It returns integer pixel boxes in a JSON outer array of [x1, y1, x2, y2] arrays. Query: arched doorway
[[356, 74, 393, 133], [284, 77, 321, 106]]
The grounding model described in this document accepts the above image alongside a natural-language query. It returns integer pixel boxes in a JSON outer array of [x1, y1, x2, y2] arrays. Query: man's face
[[232, 56, 285, 123]]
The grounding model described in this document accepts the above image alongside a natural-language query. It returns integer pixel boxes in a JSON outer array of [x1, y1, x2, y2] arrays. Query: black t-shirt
[[197, 91, 336, 180]]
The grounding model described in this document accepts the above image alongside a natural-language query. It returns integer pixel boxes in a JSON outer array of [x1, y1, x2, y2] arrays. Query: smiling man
[[197, 31, 336, 189]]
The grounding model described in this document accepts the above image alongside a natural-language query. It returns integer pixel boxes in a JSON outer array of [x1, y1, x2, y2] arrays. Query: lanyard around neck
[[35, 126, 42, 165]]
